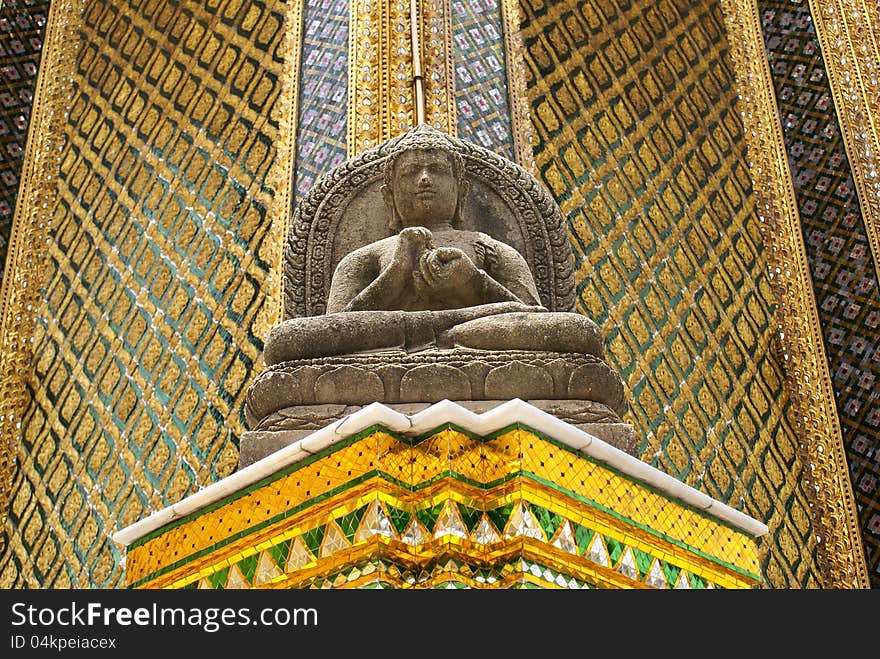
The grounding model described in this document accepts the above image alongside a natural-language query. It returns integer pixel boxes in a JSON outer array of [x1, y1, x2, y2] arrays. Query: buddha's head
[[382, 129, 469, 232]]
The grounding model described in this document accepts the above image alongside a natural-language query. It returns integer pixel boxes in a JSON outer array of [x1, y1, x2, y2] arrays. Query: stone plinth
[[113, 400, 767, 590], [241, 349, 637, 466], [239, 399, 637, 468]]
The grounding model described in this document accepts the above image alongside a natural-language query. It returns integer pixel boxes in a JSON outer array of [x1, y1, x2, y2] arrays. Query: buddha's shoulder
[[339, 235, 398, 261], [473, 232, 521, 253]]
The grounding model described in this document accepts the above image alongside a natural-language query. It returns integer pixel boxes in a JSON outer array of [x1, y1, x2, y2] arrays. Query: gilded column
[[348, 0, 457, 156], [719, 0, 870, 588], [0, 0, 82, 527], [809, 0, 880, 285], [421, 0, 457, 136], [500, 0, 536, 174]]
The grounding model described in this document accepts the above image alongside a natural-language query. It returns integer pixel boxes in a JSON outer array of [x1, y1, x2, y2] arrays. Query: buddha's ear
[[381, 184, 401, 232], [458, 179, 470, 202], [381, 184, 394, 209]]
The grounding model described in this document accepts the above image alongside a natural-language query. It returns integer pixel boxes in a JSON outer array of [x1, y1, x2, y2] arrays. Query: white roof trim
[[112, 399, 769, 546]]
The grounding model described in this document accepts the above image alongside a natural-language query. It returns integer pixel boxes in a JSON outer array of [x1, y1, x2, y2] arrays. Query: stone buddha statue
[[241, 126, 635, 467], [262, 137, 604, 363]]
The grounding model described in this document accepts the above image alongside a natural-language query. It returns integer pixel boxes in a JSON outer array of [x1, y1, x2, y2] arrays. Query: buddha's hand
[[414, 246, 481, 301], [390, 227, 434, 276]]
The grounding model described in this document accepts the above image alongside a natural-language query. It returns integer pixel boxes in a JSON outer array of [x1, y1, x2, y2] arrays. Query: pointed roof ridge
[[114, 399, 768, 547]]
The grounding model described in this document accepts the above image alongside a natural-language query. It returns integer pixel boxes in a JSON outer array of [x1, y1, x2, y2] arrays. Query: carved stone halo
[[283, 124, 577, 319]]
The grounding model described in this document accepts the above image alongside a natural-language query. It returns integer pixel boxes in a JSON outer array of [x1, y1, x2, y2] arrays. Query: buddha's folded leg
[[263, 312, 410, 364], [263, 303, 551, 364], [438, 311, 605, 358]]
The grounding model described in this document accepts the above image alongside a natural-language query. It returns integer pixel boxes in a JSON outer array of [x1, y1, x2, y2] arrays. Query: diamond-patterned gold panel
[[517, 0, 822, 587], [122, 426, 762, 590], [0, 0, 292, 587], [0, 0, 839, 590]]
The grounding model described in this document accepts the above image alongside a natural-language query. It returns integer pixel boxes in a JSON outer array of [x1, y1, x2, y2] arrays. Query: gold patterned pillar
[[348, 0, 456, 156], [808, 0, 880, 285], [501, 0, 537, 173], [0, 0, 79, 534], [719, 0, 870, 589]]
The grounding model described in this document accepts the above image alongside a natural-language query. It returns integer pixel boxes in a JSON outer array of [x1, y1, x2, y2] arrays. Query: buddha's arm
[[329, 228, 433, 312], [468, 268, 523, 305], [479, 240, 543, 306], [327, 248, 404, 313]]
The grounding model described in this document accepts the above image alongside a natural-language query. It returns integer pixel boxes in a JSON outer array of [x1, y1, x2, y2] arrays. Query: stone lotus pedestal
[[113, 399, 767, 590], [240, 348, 639, 468]]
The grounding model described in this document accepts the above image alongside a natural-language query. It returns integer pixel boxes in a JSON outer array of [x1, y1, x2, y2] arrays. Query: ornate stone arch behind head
[[283, 125, 576, 318]]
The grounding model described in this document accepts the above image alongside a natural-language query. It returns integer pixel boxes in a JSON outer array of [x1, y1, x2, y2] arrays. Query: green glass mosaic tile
[[531, 504, 564, 540], [632, 546, 653, 579], [662, 561, 682, 587], [267, 539, 290, 571], [573, 523, 595, 555], [415, 503, 446, 533], [208, 566, 229, 589], [301, 526, 326, 558], [688, 571, 706, 589], [237, 553, 259, 584], [605, 536, 625, 566], [486, 503, 515, 537], [458, 503, 482, 533], [338, 505, 367, 543], [386, 505, 411, 536]]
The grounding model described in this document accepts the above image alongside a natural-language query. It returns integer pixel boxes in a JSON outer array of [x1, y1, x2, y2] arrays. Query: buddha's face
[[386, 148, 460, 227]]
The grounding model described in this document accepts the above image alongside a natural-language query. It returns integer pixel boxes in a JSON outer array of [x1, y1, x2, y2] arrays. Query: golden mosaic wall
[[516, 0, 840, 587], [0, 0, 295, 587], [0, 0, 867, 589]]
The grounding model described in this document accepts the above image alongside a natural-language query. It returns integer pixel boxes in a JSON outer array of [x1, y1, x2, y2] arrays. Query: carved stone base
[[244, 349, 627, 427], [238, 399, 638, 468]]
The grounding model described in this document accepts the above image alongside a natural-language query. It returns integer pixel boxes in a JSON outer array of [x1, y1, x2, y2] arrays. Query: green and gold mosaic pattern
[[123, 426, 762, 589], [0, 0, 293, 587], [517, 0, 822, 587], [758, 0, 880, 589]]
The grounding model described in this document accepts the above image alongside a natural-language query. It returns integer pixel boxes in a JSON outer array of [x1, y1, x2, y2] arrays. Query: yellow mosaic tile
[[514, 432, 757, 572], [125, 432, 762, 590]]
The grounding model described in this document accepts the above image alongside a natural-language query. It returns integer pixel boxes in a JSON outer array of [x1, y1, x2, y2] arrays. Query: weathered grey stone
[[399, 364, 471, 401], [244, 371, 307, 429], [314, 366, 385, 405], [443, 311, 604, 357], [568, 363, 626, 417], [237, 429, 312, 469], [575, 423, 639, 457], [241, 126, 637, 467], [244, 350, 627, 420], [484, 361, 554, 400]]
